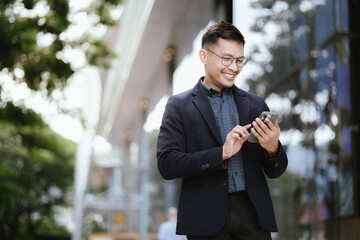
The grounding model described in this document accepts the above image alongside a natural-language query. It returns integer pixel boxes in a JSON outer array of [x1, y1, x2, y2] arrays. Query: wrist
[[266, 142, 279, 157], [222, 152, 227, 161], [222, 147, 229, 160]]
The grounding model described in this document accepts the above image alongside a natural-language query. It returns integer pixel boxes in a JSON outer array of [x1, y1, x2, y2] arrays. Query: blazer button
[[201, 165, 206, 170], [206, 164, 209, 168]]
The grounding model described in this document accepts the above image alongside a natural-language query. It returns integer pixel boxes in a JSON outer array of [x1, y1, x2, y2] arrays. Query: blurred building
[[245, 1, 360, 240]]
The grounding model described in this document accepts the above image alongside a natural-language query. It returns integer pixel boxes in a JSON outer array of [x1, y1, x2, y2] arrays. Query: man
[[158, 207, 187, 240], [157, 21, 288, 240]]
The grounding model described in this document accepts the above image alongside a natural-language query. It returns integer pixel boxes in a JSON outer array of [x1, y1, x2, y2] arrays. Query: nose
[[228, 60, 240, 72]]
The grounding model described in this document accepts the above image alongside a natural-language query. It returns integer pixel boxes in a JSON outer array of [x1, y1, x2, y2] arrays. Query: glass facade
[[242, 0, 359, 239]]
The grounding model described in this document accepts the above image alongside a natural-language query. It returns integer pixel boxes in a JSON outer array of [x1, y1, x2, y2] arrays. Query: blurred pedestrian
[[157, 21, 288, 240], [157, 207, 187, 240]]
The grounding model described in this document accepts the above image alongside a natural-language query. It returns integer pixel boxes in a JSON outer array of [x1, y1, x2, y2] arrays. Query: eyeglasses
[[206, 48, 248, 67]]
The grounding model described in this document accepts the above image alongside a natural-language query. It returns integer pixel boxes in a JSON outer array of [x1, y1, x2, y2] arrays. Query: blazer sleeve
[[262, 141, 288, 178], [157, 96, 224, 180]]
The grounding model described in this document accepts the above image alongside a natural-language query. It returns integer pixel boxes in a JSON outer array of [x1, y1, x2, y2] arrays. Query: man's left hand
[[250, 117, 280, 157]]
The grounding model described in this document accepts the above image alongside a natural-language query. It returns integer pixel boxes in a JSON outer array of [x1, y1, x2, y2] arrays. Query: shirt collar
[[201, 77, 234, 98]]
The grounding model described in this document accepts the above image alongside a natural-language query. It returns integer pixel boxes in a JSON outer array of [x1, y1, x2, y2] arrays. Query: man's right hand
[[222, 124, 251, 160]]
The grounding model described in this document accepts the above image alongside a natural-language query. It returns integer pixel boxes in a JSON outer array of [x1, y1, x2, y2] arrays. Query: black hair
[[201, 21, 245, 48]]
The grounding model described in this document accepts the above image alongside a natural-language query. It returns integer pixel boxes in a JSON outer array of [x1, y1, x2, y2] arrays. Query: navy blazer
[[157, 79, 288, 237]]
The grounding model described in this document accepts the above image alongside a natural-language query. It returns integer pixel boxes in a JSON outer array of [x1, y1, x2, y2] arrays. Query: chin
[[222, 79, 235, 87]]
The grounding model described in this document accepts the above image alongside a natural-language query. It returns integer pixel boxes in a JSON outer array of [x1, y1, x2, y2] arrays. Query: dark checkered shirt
[[201, 81, 246, 192]]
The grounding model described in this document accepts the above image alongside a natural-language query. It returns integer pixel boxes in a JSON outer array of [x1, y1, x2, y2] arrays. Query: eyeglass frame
[[205, 48, 249, 67]]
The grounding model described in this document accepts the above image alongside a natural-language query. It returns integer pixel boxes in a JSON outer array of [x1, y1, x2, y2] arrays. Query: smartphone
[[247, 111, 278, 143]]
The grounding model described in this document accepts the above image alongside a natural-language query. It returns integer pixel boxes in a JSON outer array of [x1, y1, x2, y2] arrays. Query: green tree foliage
[[0, 0, 123, 239], [0, 103, 76, 239], [0, 0, 71, 94], [0, 0, 122, 95]]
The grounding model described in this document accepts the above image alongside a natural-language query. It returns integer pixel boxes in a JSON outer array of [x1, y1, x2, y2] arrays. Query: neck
[[202, 77, 223, 94]]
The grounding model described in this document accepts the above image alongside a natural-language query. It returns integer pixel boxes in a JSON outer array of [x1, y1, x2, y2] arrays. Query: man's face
[[201, 38, 244, 93]]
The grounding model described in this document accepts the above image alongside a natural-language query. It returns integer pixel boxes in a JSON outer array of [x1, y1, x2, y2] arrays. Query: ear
[[199, 49, 207, 64]]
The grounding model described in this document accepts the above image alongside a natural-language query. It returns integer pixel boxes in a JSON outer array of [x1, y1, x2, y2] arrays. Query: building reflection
[[246, 0, 359, 239]]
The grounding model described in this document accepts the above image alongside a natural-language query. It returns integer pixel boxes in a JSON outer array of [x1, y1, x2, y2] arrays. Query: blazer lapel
[[191, 81, 222, 145], [234, 87, 250, 126]]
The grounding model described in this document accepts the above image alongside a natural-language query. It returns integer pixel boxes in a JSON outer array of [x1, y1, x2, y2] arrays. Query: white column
[[72, 130, 94, 240]]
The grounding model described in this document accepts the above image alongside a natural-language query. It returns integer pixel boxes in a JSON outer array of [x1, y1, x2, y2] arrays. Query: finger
[[250, 127, 262, 140], [255, 118, 270, 134], [255, 117, 268, 130], [228, 131, 246, 146], [233, 125, 251, 137], [240, 124, 251, 138], [241, 125, 251, 134], [252, 120, 264, 136], [240, 132, 250, 141], [229, 131, 241, 141], [234, 124, 251, 131], [244, 124, 251, 130], [264, 117, 274, 129]]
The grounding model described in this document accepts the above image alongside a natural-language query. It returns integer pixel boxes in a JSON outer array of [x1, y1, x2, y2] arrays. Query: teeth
[[225, 73, 235, 78]]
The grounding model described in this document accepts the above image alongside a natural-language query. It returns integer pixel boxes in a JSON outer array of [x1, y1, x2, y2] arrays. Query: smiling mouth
[[224, 73, 236, 79]]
